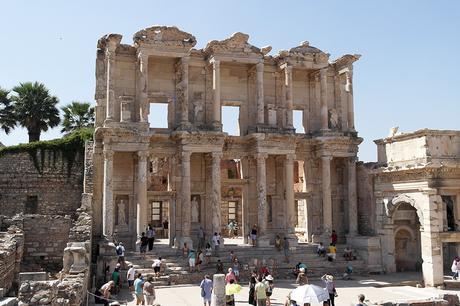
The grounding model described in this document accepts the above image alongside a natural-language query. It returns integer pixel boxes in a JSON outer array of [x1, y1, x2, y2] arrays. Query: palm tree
[[11, 82, 60, 142], [61, 101, 94, 134], [0, 88, 16, 134]]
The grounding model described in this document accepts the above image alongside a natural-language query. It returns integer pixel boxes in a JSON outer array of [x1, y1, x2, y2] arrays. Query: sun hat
[[265, 275, 274, 281], [299, 267, 305, 273], [326, 274, 334, 281]]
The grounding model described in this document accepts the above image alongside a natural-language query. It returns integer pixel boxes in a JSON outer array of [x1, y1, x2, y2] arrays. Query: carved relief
[[133, 26, 197, 48]]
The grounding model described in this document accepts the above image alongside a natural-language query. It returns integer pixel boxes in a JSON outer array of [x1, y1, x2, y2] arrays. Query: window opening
[[148, 103, 168, 128], [150, 201, 162, 228], [293, 110, 305, 133], [222, 106, 240, 136]]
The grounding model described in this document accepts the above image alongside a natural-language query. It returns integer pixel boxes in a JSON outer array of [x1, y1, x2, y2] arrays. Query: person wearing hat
[[296, 267, 308, 285], [321, 274, 337, 306], [264, 275, 275, 306]]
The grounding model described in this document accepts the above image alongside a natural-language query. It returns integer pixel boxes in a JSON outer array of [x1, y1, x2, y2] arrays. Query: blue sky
[[0, 0, 459, 161]]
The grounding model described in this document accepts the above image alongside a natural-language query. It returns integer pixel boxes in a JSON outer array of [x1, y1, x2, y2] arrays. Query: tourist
[[162, 219, 169, 237], [205, 243, 212, 264], [356, 293, 366, 306], [248, 273, 257, 305], [317, 242, 326, 257], [343, 263, 353, 280], [216, 259, 224, 273], [227, 220, 236, 238], [327, 243, 337, 261], [143, 276, 156, 306], [250, 225, 258, 247], [100, 280, 114, 303], [254, 275, 268, 306], [116, 242, 125, 269], [200, 274, 213, 306], [188, 249, 197, 272], [232, 258, 240, 281], [182, 242, 189, 258], [452, 257, 460, 280], [225, 267, 237, 284], [293, 262, 307, 277], [321, 274, 337, 306], [275, 234, 282, 251], [212, 232, 220, 251], [140, 232, 148, 258], [330, 230, 338, 246], [152, 256, 162, 278], [146, 225, 155, 251], [265, 274, 274, 306], [284, 237, 290, 263], [344, 246, 354, 261], [197, 249, 204, 272], [111, 266, 122, 294], [225, 279, 237, 306], [229, 250, 237, 263], [296, 267, 308, 285], [126, 264, 135, 291], [133, 273, 144, 305], [198, 226, 206, 250]]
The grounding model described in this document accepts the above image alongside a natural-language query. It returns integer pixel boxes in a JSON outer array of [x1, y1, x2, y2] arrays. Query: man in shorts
[[200, 274, 213, 306], [152, 257, 162, 277], [126, 264, 135, 291], [188, 249, 196, 272], [133, 273, 144, 305]]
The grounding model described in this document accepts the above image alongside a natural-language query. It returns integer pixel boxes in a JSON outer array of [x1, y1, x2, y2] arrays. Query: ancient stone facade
[[0, 150, 84, 217], [0, 227, 23, 296], [92, 25, 362, 249]]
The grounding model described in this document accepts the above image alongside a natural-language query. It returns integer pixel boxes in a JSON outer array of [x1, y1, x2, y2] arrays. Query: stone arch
[[385, 194, 424, 230]]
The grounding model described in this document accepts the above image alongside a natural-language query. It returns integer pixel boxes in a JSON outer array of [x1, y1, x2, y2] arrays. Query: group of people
[[315, 230, 355, 262]]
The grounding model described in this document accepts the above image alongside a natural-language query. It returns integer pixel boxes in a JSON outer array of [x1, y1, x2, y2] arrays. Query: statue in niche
[[118, 199, 127, 226], [328, 108, 339, 130], [193, 101, 204, 123], [191, 195, 200, 223]]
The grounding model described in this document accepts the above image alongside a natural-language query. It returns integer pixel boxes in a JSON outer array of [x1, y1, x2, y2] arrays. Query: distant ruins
[[0, 25, 459, 305]]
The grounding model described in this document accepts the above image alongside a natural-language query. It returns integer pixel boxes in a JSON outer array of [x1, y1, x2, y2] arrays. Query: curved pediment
[[133, 26, 197, 49], [204, 32, 264, 57]]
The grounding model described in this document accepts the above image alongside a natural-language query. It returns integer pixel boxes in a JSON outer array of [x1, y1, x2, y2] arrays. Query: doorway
[[149, 200, 169, 238]]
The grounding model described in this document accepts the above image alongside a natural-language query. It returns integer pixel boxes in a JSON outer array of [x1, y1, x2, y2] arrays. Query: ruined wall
[[0, 227, 23, 295], [357, 162, 376, 235], [0, 150, 84, 217]]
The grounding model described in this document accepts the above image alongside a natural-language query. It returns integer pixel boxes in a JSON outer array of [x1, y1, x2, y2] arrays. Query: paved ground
[[88, 272, 460, 306]]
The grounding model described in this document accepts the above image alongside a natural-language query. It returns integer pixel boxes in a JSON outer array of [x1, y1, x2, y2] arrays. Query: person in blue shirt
[[133, 273, 144, 305], [199, 274, 213, 306]]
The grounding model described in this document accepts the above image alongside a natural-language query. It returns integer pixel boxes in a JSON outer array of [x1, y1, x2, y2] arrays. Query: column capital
[[210, 57, 220, 67], [320, 68, 328, 78], [256, 61, 264, 71], [321, 155, 333, 162], [103, 149, 114, 161], [211, 151, 223, 159], [255, 153, 268, 161], [137, 150, 149, 161], [286, 153, 296, 162], [348, 156, 358, 163], [181, 56, 190, 65], [181, 150, 192, 162]]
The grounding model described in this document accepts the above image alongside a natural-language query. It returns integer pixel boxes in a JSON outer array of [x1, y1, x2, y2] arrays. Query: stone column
[[256, 62, 265, 125], [180, 56, 190, 127], [241, 157, 250, 244], [138, 53, 149, 122], [105, 45, 117, 123], [211, 152, 222, 235], [345, 70, 355, 131], [321, 156, 332, 234], [320, 68, 329, 130], [211, 274, 225, 306], [421, 193, 444, 287], [102, 149, 114, 239], [285, 154, 296, 235], [256, 153, 269, 245], [347, 157, 358, 236], [181, 151, 192, 246], [136, 151, 149, 239], [212, 59, 221, 129], [284, 65, 293, 128]]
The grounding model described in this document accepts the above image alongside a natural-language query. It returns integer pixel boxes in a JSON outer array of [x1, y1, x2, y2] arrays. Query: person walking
[[140, 232, 148, 259], [322, 274, 337, 306], [143, 276, 156, 306], [188, 249, 197, 272], [264, 274, 274, 306], [111, 266, 122, 294], [225, 268, 237, 284], [227, 220, 236, 238], [152, 257, 162, 278], [146, 225, 155, 251], [212, 232, 220, 251], [452, 257, 460, 280], [330, 230, 338, 246], [116, 242, 125, 269], [200, 274, 213, 306], [250, 225, 258, 247], [133, 273, 144, 305], [126, 264, 135, 291], [248, 273, 257, 305], [283, 237, 290, 263], [205, 243, 212, 265], [254, 275, 267, 306]]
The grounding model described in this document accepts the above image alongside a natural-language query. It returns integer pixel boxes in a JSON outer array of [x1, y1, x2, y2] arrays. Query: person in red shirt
[[330, 230, 338, 246]]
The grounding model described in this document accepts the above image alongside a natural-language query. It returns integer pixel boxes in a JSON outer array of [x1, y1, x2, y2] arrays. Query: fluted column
[[211, 152, 222, 234], [138, 53, 149, 122], [321, 156, 332, 233], [285, 154, 296, 235], [180, 56, 190, 126], [105, 45, 117, 122], [256, 154, 268, 236], [345, 70, 355, 131], [256, 62, 265, 125], [284, 65, 293, 128], [102, 149, 114, 239], [348, 157, 358, 235], [136, 151, 149, 238], [320, 68, 329, 130], [212, 59, 221, 129], [181, 151, 192, 238]]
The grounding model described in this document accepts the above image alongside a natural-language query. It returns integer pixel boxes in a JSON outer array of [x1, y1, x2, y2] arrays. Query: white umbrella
[[290, 284, 329, 304]]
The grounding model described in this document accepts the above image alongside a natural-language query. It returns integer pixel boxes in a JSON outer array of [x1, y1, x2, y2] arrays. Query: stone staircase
[[123, 241, 367, 287]]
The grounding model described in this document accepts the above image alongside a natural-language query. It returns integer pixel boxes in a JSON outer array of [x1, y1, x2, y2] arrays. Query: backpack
[[116, 246, 122, 256]]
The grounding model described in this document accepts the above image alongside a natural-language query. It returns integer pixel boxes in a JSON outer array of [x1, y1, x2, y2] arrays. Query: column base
[[212, 121, 222, 131], [257, 236, 271, 247], [176, 122, 192, 131]]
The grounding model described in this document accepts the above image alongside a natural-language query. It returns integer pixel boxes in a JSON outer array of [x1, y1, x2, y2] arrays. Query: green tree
[[0, 88, 16, 134], [11, 82, 60, 142], [61, 101, 94, 134]]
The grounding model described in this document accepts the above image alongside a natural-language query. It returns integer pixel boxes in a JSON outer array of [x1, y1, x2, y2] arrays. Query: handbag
[[201, 287, 206, 297]]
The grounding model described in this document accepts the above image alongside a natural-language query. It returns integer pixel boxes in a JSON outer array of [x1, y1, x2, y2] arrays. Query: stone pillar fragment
[[105, 44, 117, 123], [256, 62, 264, 125], [181, 151, 192, 247], [284, 65, 293, 128], [321, 156, 332, 234], [212, 59, 221, 129], [320, 68, 329, 130], [211, 274, 225, 306], [285, 154, 296, 235], [211, 152, 222, 235], [348, 157, 358, 235], [256, 154, 269, 245], [180, 56, 190, 127], [136, 151, 149, 239], [345, 70, 355, 131], [102, 150, 114, 239], [138, 53, 149, 122]]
